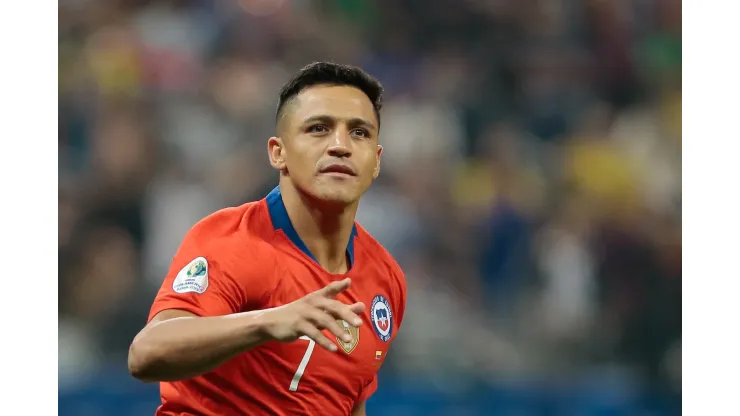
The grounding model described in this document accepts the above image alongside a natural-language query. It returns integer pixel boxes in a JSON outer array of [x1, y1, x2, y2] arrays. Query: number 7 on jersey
[[289, 336, 315, 392]]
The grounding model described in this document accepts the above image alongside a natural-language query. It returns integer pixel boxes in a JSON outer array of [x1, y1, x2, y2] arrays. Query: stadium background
[[58, 0, 681, 414]]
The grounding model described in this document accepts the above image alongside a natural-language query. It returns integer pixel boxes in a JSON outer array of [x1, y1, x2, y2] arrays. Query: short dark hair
[[276, 62, 384, 128]]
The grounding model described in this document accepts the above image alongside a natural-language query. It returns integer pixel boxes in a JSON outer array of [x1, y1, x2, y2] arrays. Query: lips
[[320, 164, 357, 176]]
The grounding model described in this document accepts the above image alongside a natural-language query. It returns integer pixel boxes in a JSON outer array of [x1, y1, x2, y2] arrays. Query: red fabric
[[149, 199, 406, 415]]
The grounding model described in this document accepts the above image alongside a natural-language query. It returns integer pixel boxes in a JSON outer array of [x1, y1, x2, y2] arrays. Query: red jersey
[[148, 186, 407, 416]]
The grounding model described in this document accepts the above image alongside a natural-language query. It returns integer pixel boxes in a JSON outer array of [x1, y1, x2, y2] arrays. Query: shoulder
[[173, 201, 280, 308], [355, 224, 405, 279], [182, 200, 278, 268], [355, 224, 407, 311]]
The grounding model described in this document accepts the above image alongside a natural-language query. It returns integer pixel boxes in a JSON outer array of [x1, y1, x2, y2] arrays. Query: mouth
[[319, 164, 357, 177]]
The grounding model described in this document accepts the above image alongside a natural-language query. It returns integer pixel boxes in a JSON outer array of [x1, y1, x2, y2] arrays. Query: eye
[[351, 128, 370, 138], [308, 125, 329, 134]]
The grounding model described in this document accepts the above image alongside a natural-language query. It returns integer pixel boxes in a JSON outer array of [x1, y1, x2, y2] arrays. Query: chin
[[307, 181, 364, 207], [315, 188, 359, 206]]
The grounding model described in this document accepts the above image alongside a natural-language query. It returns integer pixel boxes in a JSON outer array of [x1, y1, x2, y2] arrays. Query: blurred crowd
[[59, 0, 681, 404]]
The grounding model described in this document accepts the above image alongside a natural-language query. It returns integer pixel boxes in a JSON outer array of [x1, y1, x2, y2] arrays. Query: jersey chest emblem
[[336, 319, 360, 354]]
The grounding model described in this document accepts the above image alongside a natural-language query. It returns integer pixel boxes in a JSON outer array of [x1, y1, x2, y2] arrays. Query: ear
[[267, 136, 287, 171], [373, 145, 383, 179]]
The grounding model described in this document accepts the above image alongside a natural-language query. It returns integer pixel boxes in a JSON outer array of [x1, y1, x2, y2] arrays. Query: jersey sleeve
[[358, 376, 378, 403], [391, 262, 407, 336], [358, 261, 406, 404], [148, 219, 275, 322]]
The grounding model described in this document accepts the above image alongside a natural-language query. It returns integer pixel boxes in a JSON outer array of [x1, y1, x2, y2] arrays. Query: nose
[[327, 130, 352, 158]]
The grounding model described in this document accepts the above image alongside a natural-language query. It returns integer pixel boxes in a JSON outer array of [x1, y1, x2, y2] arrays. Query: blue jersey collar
[[266, 186, 357, 267]]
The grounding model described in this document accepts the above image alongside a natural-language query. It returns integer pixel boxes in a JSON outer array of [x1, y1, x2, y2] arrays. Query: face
[[268, 85, 382, 206]]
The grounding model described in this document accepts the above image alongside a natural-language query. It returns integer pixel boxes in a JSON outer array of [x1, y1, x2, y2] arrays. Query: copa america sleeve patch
[[173, 257, 209, 294], [370, 294, 393, 342]]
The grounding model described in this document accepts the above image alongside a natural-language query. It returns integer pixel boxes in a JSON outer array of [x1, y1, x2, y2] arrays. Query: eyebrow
[[302, 115, 377, 132]]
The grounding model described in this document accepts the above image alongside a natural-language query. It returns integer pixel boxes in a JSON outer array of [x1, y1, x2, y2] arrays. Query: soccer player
[[128, 62, 407, 416]]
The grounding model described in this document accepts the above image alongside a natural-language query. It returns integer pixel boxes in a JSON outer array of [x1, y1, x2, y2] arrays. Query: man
[[128, 62, 407, 416]]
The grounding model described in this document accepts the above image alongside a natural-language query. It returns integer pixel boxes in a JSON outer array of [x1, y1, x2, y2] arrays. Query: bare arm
[[128, 278, 364, 383], [351, 401, 367, 416], [128, 309, 271, 382]]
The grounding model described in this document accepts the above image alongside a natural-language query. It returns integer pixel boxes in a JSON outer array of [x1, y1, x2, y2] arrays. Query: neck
[[279, 181, 358, 273]]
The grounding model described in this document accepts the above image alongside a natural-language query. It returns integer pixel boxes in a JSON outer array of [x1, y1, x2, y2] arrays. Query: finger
[[304, 308, 352, 343], [349, 302, 365, 315], [298, 321, 337, 352], [316, 278, 351, 298], [316, 298, 364, 327]]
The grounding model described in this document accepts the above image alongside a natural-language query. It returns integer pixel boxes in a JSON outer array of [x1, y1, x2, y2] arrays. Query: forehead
[[288, 85, 377, 126]]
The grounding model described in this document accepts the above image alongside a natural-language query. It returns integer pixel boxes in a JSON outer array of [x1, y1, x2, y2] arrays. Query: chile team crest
[[370, 295, 393, 342]]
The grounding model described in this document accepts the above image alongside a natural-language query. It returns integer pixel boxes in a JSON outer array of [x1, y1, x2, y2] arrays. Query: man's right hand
[[260, 278, 365, 351]]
